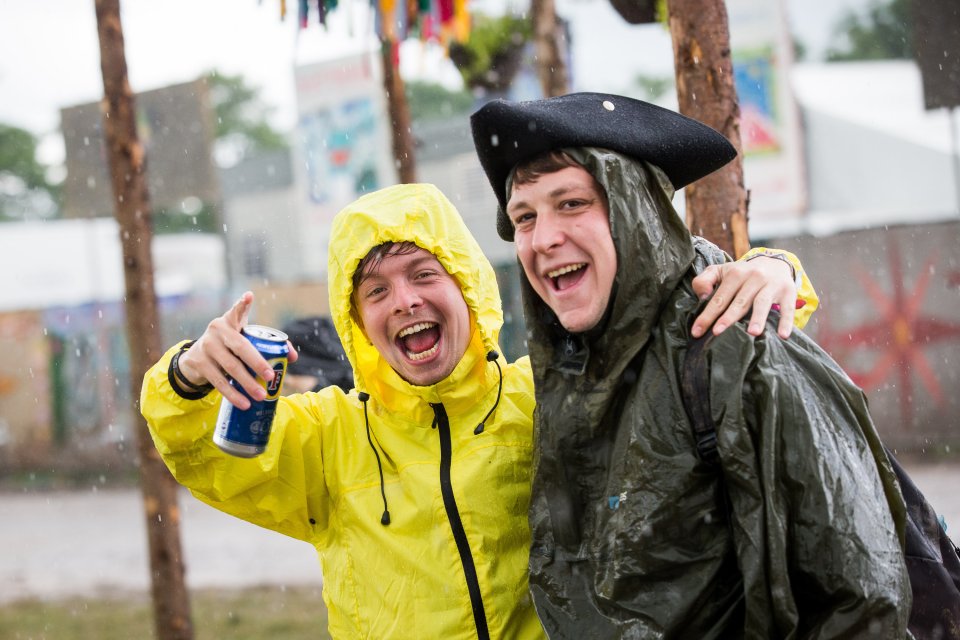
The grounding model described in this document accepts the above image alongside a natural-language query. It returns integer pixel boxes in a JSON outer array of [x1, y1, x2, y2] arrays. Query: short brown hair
[[510, 150, 581, 187], [352, 241, 421, 296]]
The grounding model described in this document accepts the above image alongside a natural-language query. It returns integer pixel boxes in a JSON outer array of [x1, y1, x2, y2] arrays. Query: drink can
[[213, 324, 289, 457]]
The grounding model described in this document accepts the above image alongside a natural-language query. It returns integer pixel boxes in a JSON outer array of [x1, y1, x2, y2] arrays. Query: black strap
[[167, 341, 214, 400], [681, 332, 719, 464]]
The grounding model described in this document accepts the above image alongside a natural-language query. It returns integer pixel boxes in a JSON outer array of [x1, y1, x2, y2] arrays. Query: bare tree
[[666, 0, 749, 257], [381, 37, 417, 183], [530, 0, 570, 97], [93, 1, 194, 638]]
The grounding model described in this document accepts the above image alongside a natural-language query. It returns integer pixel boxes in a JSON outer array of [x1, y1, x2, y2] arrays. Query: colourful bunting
[[274, 0, 470, 50]]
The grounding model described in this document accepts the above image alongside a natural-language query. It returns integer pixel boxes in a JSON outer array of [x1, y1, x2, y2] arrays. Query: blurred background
[[0, 0, 958, 636]]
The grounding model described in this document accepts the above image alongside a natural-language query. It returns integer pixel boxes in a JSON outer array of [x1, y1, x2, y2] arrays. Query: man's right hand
[[177, 291, 298, 409]]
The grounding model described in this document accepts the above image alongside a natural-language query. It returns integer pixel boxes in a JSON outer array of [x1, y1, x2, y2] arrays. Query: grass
[[0, 585, 331, 640]]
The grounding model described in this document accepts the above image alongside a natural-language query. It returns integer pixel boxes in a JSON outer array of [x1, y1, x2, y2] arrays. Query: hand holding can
[[213, 325, 290, 457]]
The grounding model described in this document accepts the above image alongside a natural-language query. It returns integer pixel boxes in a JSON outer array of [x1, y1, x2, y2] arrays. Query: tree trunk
[[666, 0, 750, 258], [381, 37, 417, 183], [530, 0, 570, 97], [93, 2, 194, 638]]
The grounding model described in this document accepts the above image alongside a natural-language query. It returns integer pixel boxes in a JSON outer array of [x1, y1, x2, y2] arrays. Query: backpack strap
[[681, 331, 719, 465]]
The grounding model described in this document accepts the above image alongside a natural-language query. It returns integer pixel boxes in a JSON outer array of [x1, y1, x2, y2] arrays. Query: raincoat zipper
[[432, 402, 491, 640]]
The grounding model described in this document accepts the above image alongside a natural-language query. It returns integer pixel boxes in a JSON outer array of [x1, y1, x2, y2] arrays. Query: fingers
[[691, 264, 756, 337], [691, 264, 722, 301], [226, 291, 255, 329], [710, 273, 764, 337], [691, 257, 798, 339], [285, 340, 299, 365], [177, 292, 274, 409], [773, 291, 797, 339], [690, 265, 728, 337]]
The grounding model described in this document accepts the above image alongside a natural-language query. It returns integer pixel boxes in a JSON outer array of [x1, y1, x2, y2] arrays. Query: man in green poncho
[[470, 93, 911, 638]]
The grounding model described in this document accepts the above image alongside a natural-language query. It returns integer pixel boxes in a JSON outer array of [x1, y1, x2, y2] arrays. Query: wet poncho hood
[[521, 148, 911, 637]]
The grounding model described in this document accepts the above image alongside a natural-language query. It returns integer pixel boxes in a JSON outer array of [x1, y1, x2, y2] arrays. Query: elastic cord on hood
[[358, 350, 501, 525], [359, 391, 391, 526], [474, 350, 502, 435]]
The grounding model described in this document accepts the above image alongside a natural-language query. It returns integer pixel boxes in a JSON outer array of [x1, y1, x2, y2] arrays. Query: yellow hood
[[327, 183, 503, 402]]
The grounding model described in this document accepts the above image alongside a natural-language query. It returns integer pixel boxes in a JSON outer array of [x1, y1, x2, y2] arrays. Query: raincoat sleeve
[[708, 326, 911, 637], [692, 237, 819, 329], [141, 342, 331, 543]]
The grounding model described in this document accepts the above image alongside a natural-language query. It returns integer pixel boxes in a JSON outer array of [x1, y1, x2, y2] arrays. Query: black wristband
[[167, 341, 214, 400]]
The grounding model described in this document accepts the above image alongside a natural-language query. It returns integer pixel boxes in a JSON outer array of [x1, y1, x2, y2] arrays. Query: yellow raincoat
[[141, 184, 544, 639]]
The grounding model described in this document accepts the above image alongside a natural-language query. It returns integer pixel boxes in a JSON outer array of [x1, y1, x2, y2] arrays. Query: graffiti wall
[[0, 294, 224, 473], [769, 220, 960, 451]]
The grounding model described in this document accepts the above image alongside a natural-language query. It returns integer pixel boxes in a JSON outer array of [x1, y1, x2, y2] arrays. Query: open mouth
[[547, 263, 587, 291], [397, 322, 441, 361]]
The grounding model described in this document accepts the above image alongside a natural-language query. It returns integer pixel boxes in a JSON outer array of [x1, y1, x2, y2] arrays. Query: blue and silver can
[[213, 324, 289, 458]]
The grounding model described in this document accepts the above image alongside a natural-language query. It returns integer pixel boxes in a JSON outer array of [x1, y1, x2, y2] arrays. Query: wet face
[[354, 247, 472, 386], [507, 165, 617, 334]]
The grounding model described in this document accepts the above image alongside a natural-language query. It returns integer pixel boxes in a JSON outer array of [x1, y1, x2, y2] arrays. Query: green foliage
[[405, 81, 474, 121], [152, 202, 219, 235], [631, 74, 674, 101], [448, 13, 532, 92], [206, 70, 289, 166], [0, 586, 331, 640], [826, 0, 912, 61], [0, 123, 59, 221], [793, 37, 808, 63]]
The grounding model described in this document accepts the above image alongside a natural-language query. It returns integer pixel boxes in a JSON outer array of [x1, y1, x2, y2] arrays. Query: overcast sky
[[0, 0, 870, 164]]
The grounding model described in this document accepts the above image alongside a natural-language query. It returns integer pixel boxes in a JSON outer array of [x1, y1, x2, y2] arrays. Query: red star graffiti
[[815, 240, 960, 426]]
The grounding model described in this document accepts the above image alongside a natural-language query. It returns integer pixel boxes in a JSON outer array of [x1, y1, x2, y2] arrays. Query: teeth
[[406, 342, 439, 361], [547, 263, 586, 278], [398, 322, 436, 338]]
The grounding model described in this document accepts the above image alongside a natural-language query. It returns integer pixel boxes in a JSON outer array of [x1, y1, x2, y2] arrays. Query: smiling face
[[507, 164, 618, 334], [353, 245, 472, 386]]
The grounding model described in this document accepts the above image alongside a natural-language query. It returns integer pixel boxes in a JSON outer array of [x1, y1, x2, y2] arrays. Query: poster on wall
[[294, 52, 395, 276], [301, 97, 380, 206], [728, 0, 806, 222]]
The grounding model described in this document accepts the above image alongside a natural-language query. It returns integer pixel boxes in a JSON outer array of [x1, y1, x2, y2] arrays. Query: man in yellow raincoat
[[141, 183, 813, 638]]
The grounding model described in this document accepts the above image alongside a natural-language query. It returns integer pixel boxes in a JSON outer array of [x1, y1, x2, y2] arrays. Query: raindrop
[[490, 134, 499, 147], [721, 222, 727, 231]]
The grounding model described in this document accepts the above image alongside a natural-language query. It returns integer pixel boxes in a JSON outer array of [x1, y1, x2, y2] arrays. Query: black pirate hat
[[469, 92, 737, 241]]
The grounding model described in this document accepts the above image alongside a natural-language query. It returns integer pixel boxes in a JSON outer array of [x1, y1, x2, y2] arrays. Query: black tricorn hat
[[470, 92, 738, 241]]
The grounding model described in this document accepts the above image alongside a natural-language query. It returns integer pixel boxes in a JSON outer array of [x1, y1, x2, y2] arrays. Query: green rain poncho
[[521, 148, 912, 638]]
